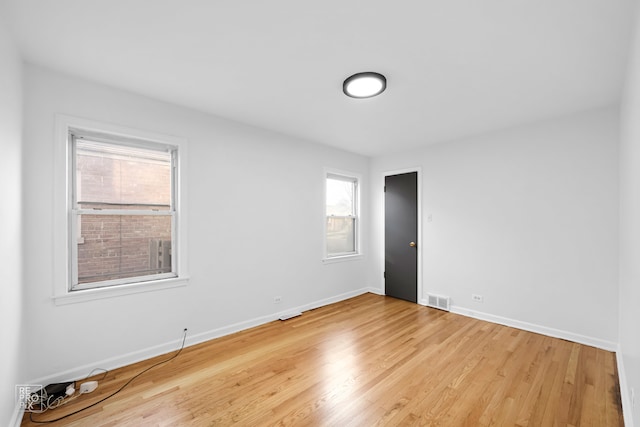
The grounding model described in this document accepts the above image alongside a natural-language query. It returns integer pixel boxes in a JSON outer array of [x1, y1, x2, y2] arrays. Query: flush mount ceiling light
[[343, 72, 387, 98]]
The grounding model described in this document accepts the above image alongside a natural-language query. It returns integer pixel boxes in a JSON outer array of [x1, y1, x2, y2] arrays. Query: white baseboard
[[10, 405, 24, 427], [15, 288, 373, 423], [181, 287, 372, 351], [366, 286, 384, 296], [447, 305, 618, 352], [617, 348, 635, 427], [26, 287, 372, 387], [27, 334, 190, 387]]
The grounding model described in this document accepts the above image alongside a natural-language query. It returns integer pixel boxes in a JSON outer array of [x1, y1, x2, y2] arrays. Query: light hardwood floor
[[22, 293, 623, 426]]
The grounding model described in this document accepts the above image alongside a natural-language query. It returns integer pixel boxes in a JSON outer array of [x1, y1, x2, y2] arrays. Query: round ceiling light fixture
[[343, 72, 387, 99]]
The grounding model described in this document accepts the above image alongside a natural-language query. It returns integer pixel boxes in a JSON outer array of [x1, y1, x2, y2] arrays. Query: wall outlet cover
[[79, 381, 98, 394]]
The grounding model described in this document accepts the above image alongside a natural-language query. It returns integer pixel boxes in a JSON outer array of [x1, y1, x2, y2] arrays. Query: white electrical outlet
[[472, 294, 483, 303], [274, 296, 282, 304]]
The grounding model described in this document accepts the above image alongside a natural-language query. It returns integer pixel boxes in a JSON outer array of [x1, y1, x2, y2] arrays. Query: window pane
[[76, 139, 172, 210], [326, 217, 355, 255], [326, 178, 355, 216], [77, 214, 173, 284]]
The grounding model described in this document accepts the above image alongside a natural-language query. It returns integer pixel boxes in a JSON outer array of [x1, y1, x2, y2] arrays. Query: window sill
[[322, 254, 363, 264], [52, 276, 189, 305]]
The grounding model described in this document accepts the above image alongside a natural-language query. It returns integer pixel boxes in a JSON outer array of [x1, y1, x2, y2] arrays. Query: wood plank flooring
[[22, 293, 623, 426]]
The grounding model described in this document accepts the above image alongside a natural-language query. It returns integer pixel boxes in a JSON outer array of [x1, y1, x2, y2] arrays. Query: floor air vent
[[427, 294, 450, 311]]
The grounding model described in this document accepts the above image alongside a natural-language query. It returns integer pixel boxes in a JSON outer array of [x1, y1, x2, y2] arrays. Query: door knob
[[409, 241, 416, 247]]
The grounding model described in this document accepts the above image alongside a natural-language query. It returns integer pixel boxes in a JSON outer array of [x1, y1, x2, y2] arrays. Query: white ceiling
[[5, 0, 637, 156]]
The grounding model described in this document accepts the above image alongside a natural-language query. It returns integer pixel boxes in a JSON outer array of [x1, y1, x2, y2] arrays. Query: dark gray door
[[385, 172, 418, 303]]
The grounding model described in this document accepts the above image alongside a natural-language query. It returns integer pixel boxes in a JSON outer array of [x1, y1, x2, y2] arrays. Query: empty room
[[2, 0, 640, 426]]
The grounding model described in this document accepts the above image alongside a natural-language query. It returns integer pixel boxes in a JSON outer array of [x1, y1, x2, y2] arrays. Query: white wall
[[21, 65, 371, 383], [620, 1, 640, 424], [13, 27, 633, 425], [0, 8, 24, 426], [370, 108, 619, 348]]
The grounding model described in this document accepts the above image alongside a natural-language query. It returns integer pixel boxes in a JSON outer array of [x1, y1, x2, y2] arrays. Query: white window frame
[[323, 168, 363, 263], [53, 115, 189, 304]]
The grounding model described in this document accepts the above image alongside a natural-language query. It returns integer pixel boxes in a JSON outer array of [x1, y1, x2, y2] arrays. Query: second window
[[325, 172, 359, 257]]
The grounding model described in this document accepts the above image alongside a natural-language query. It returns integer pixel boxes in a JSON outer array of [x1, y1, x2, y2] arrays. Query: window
[[325, 172, 359, 258], [70, 132, 177, 289], [54, 115, 188, 303]]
